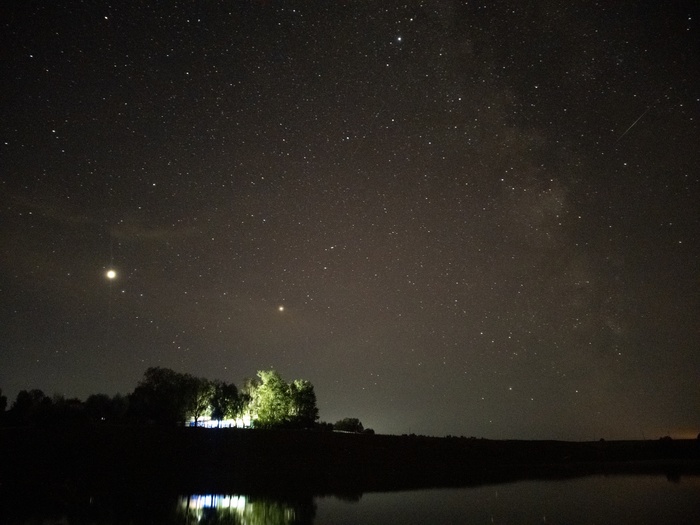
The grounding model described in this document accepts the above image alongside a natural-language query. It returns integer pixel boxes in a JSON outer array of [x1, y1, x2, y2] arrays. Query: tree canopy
[[247, 370, 319, 429], [209, 380, 239, 423], [129, 367, 205, 426]]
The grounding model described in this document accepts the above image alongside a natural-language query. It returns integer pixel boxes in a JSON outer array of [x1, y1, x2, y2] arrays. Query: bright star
[[106, 269, 117, 280], [278, 305, 285, 312]]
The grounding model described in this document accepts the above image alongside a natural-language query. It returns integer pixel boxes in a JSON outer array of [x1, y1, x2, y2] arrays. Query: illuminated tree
[[238, 376, 257, 417], [242, 370, 319, 428], [249, 370, 292, 427]]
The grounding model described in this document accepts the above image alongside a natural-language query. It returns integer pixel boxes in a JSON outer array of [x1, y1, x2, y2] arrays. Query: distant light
[[278, 305, 285, 312], [106, 269, 117, 279]]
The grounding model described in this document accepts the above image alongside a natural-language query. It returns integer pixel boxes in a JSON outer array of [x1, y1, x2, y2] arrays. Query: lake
[[7, 474, 697, 524], [314, 475, 700, 524]]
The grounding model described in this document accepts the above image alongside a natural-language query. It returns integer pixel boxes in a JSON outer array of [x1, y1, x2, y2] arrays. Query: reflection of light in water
[[178, 494, 296, 524]]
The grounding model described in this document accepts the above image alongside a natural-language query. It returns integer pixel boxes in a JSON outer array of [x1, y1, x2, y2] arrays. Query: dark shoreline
[[2, 425, 699, 496]]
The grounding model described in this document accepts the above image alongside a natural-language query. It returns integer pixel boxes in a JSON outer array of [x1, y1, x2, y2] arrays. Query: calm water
[[5, 475, 700, 524], [315, 475, 700, 524]]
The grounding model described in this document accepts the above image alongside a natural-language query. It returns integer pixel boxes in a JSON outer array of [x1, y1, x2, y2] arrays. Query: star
[[106, 269, 117, 280]]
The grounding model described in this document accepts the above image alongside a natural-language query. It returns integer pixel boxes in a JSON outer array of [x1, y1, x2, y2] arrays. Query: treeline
[[127, 367, 318, 428], [0, 368, 372, 433]]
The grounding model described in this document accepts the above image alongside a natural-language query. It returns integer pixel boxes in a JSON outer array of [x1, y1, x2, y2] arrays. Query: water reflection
[[2, 475, 698, 524], [177, 494, 315, 525], [315, 475, 700, 525]]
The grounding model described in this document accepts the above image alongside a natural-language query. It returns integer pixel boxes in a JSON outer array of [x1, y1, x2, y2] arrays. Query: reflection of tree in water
[[0, 485, 316, 525], [177, 494, 315, 525]]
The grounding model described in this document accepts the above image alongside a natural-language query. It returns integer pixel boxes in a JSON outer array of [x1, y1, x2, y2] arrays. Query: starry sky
[[1, 1, 698, 440]]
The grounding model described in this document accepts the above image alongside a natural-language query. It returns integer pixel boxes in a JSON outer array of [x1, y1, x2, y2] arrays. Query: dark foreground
[[2, 426, 699, 495]]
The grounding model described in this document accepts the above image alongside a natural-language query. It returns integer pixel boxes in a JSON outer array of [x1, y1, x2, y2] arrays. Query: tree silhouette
[[10, 389, 51, 425], [4, 366, 320, 429], [129, 367, 205, 426], [84, 393, 128, 423], [184, 375, 213, 425], [289, 379, 319, 428], [209, 380, 239, 423], [334, 418, 364, 433]]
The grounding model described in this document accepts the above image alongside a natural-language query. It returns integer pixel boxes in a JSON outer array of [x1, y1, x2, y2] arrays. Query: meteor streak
[[614, 107, 650, 144]]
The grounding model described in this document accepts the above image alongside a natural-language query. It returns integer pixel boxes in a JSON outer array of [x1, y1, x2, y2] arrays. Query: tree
[[241, 370, 320, 429], [249, 370, 292, 427], [110, 393, 129, 422], [85, 393, 111, 421], [334, 418, 364, 433], [239, 377, 257, 405], [10, 389, 51, 425], [85, 393, 128, 423], [183, 374, 213, 425], [209, 380, 239, 423], [48, 395, 85, 426], [289, 379, 319, 428], [129, 367, 199, 426]]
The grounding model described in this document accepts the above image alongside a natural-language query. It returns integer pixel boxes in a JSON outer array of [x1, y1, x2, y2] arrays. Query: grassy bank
[[1, 425, 698, 494]]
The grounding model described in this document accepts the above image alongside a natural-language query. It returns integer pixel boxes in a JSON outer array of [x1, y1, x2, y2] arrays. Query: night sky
[[2, 1, 698, 440]]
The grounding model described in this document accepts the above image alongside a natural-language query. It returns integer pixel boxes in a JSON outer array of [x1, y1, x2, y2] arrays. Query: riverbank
[[2, 426, 698, 494]]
